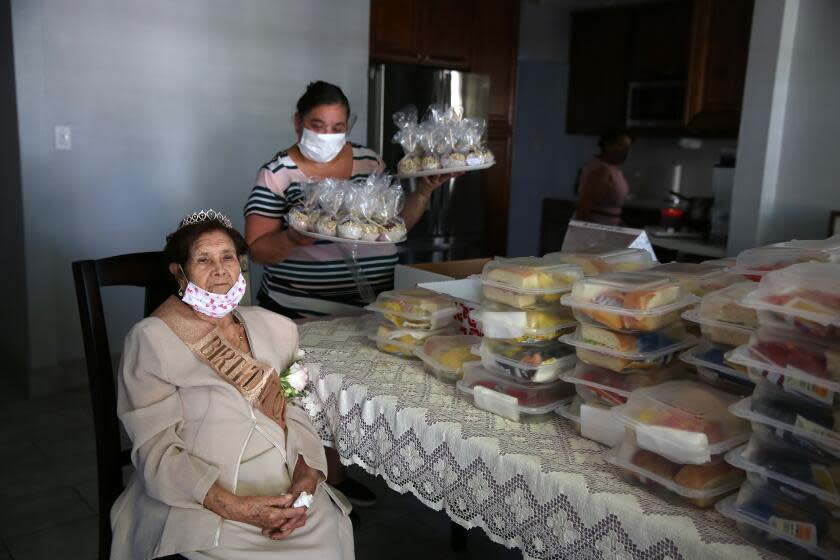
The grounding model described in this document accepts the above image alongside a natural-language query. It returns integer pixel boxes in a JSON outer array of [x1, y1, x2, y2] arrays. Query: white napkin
[[293, 491, 314, 508]]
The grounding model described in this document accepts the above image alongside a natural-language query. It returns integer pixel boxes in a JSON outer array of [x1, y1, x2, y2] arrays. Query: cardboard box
[[394, 258, 490, 289]]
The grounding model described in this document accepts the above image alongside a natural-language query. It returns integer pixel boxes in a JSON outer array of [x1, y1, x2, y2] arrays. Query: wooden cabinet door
[[470, 0, 520, 126], [566, 7, 634, 134], [631, 1, 691, 81], [684, 0, 754, 134], [417, 0, 474, 68], [370, 0, 420, 62], [483, 135, 513, 257]]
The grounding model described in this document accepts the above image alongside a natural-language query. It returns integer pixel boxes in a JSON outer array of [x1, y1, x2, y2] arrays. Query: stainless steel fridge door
[[368, 63, 490, 262]]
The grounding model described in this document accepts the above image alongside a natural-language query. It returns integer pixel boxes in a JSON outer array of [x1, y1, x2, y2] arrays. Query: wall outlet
[[55, 126, 71, 150]]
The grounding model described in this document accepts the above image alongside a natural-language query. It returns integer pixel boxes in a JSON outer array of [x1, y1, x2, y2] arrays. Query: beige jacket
[[110, 303, 331, 559]]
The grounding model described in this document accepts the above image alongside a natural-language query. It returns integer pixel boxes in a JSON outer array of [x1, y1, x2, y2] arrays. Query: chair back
[[72, 251, 173, 560]]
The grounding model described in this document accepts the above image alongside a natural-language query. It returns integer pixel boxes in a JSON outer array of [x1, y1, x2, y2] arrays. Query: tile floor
[[0, 381, 520, 559]]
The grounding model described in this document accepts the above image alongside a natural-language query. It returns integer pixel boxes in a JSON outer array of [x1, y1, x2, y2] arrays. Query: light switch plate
[[55, 126, 71, 150]]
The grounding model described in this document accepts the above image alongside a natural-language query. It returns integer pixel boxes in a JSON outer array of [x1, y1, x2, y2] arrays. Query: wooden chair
[[72, 251, 177, 560]]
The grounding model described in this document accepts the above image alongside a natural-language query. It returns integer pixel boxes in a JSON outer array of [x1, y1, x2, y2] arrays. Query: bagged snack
[[314, 179, 344, 237], [392, 105, 422, 174]]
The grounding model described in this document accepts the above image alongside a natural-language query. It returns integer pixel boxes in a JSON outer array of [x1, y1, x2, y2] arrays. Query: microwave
[[626, 81, 686, 128]]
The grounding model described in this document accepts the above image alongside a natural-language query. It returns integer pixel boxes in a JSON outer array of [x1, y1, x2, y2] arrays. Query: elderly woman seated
[[110, 210, 353, 560]]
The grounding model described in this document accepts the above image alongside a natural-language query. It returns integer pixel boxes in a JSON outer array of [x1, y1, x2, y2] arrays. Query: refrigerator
[[368, 63, 491, 264]]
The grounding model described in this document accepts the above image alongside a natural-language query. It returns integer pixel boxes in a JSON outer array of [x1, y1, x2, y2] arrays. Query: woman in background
[[575, 130, 633, 226]]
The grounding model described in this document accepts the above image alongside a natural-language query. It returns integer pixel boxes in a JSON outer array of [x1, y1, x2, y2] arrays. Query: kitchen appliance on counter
[[368, 63, 490, 264]]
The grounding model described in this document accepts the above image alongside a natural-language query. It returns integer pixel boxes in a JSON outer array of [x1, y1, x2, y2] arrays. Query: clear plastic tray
[[563, 362, 690, 407], [457, 362, 574, 421], [646, 262, 738, 296], [774, 234, 840, 259], [480, 257, 583, 309], [726, 432, 840, 507], [726, 327, 840, 402], [680, 343, 754, 395], [610, 440, 743, 508], [368, 322, 456, 357], [734, 246, 830, 280], [473, 339, 576, 383], [366, 288, 458, 330], [415, 335, 482, 384], [697, 282, 759, 328], [612, 380, 750, 464], [682, 309, 754, 347], [557, 396, 623, 446], [561, 323, 695, 373], [477, 302, 576, 343], [729, 381, 840, 457], [741, 262, 840, 342], [716, 481, 839, 560], [563, 273, 695, 332], [546, 248, 655, 276]]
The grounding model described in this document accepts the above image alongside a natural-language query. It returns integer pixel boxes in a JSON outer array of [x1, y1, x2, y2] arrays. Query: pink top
[[576, 158, 630, 226]]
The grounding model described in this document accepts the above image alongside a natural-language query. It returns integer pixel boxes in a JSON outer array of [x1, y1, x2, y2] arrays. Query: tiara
[[178, 209, 233, 230]]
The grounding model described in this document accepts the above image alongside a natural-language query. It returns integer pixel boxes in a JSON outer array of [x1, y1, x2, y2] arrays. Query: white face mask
[[298, 127, 346, 163], [181, 268, 247, 319]]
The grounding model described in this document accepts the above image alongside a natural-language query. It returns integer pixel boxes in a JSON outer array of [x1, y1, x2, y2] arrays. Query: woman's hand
[[285, 227, 317, 246], [203, 483, 308, 540], [260, 459, 323, 539]]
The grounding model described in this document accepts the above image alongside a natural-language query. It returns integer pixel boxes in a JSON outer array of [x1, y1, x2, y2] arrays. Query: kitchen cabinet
[[566, 7, 634, 134], [370, 0, 473, 69], [470, 0, 520, 128], [567, 0, 753, 136], [684, 0, 754, 135]]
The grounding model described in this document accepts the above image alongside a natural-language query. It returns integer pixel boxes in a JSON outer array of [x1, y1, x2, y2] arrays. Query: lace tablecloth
[[298, 317, 781, 560]]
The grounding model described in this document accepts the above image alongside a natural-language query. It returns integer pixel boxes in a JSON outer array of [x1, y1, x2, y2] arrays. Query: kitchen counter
[[648, 234, 727, 258]]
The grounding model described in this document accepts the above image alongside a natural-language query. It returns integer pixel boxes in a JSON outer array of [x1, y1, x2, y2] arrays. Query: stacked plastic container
[[456, 257, 582, 421], [646, 261, 746, 297], [680, 281, 759, 396], [717, 262, 840, 559], [557, 270, 699, 445], [366, 288, 459, 358], [608, 380, 751, 508]]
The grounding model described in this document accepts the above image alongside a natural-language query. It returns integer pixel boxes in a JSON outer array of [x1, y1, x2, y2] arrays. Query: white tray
[[291, 226, 406, 245], [397, 161, 495, 179]]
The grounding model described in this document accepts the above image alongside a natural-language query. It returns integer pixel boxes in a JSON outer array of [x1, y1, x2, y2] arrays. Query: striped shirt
[[244, 144, 398, 317]]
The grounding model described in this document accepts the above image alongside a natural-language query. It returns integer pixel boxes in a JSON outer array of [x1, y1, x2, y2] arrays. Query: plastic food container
[[741, 262, 840, 343], [415, 335, 482, 384], [729, 379, 840, 457], [457, 362, 573, 422], [612, 380, 750, 464], [474, 338, 575, 383], [480, 257, 583, 310], [546, 248, 655, 276], [563, 272, 695, 332], [366, 288, 458, 330], [726, 327, 840, 406], [774, 234, 840, 260], [697, 282, 759, 328], [716, 481, 839, 560], [557, 396, 623, 446], [679, 342, 754, 396], [682, 308, 754, 347], [561, 323, 695, 373], [734, 246, 830, 280], [610, 440, 743, 508], [563, 362, 690, 407], [646, 262, 740, 296], [477, 302, 576, 343], [726, 432, 840, 507], [368, 322, 456, 357]]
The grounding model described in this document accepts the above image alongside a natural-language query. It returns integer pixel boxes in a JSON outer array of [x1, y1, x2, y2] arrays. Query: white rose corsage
[[279, 348, 310, 398]]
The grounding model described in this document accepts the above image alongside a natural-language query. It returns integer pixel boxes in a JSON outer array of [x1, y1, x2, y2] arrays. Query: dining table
[[297, 315, 784, 560]]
